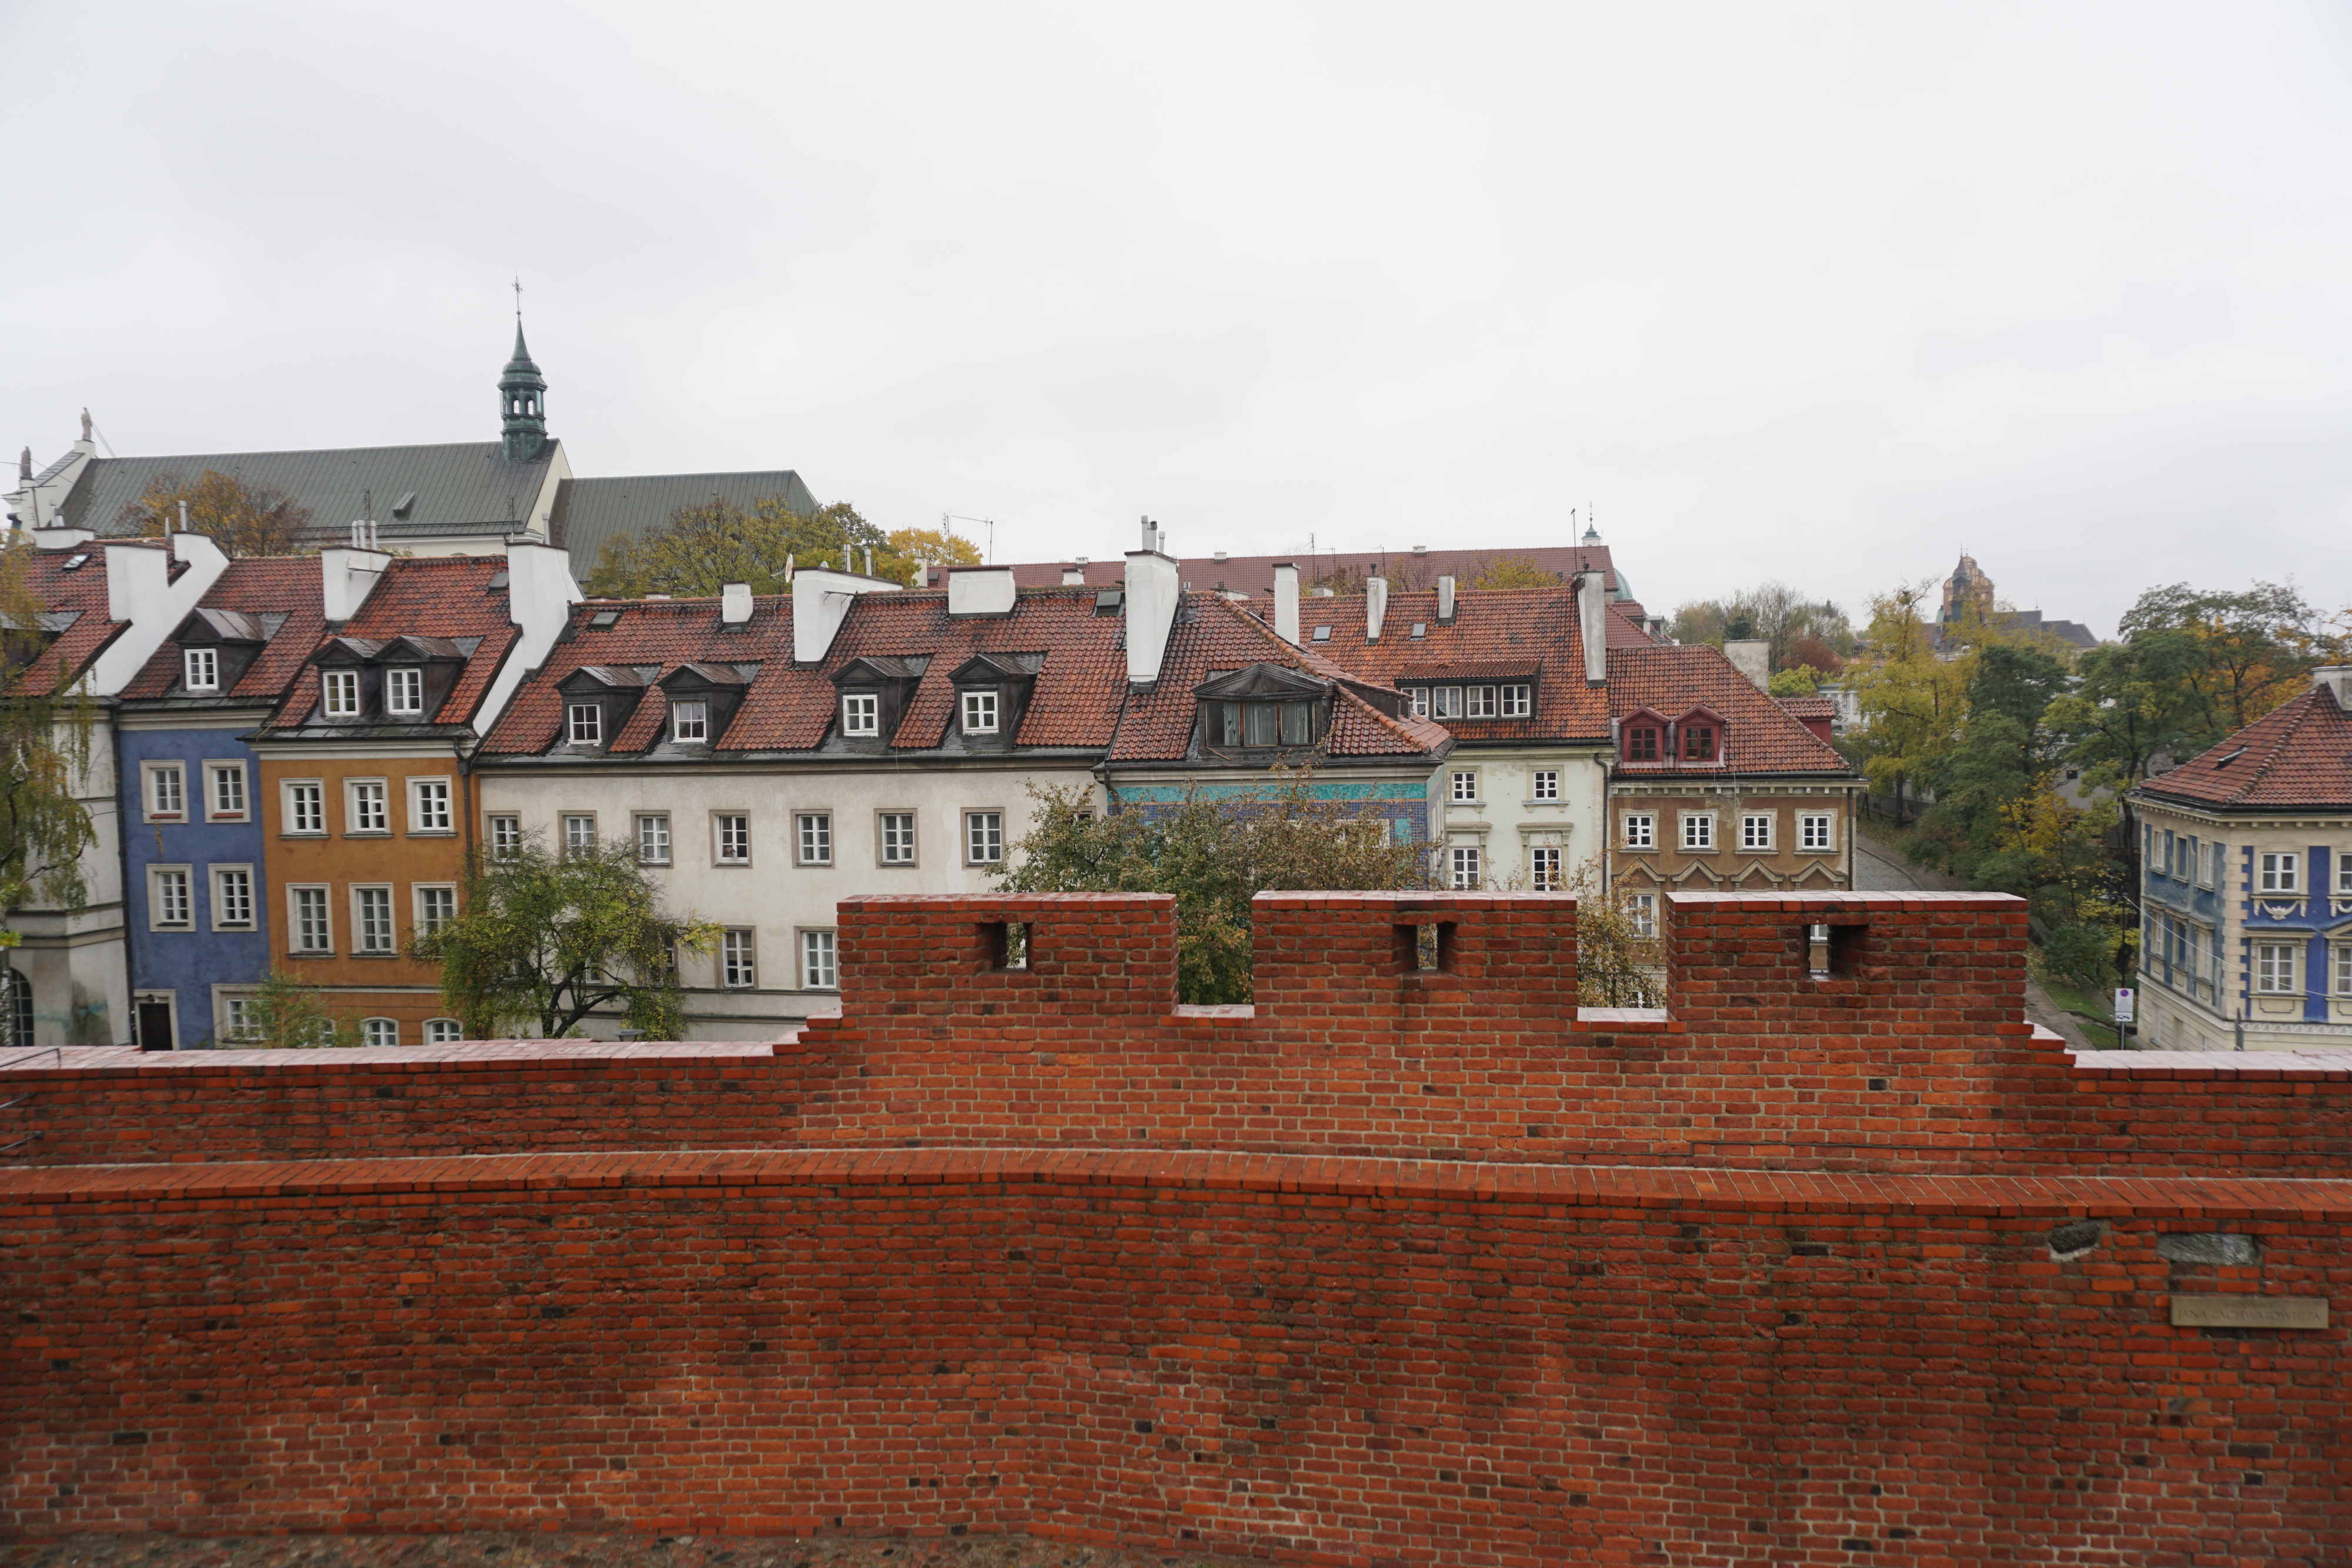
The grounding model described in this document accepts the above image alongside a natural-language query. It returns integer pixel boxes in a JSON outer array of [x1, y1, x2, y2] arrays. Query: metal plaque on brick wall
[[2170, 1295, 2329, 1329]]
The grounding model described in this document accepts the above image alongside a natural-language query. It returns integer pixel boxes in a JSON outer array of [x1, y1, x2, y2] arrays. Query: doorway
[[135, 994, 175, 1052]]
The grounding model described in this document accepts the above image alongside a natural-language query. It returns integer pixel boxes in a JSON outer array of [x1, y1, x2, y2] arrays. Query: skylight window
[[61, 554, 88, 570], [589, 609, 621, 628], [1312, 626, 1331, 641], [2212, 746, 2247, 768]]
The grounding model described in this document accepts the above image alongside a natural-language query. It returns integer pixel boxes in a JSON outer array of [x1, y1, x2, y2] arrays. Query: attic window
[[182, 648, 219, 692], [1094, 589, 1123, 616], [1626, 723, 1660, 763], [589, 609, 622, 628], [1682, 724, 1718, 761], [1411, 623, 1426, 638], [1312, 626, 1331, 641], [61, 554, 88, 571], [390, 492, 417, 519], [2212, 746, 2247, 768], [1212, 701, 1317, 747]]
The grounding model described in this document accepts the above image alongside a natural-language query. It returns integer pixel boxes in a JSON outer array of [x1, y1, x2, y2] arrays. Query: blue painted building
[[115, 559, 325, 1048], [2129, 666, 2352, 1052]]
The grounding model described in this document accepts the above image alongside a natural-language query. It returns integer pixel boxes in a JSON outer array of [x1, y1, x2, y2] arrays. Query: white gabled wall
[[88, 533, 229, 694], [477, 540, 585, 733], [793, 567, 900, 664]]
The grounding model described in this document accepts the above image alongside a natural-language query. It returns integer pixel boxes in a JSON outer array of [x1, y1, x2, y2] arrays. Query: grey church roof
[[550, 469, 818, 572], [54, 441, 562, 542]]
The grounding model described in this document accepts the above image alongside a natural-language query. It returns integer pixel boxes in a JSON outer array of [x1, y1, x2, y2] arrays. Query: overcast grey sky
[[6, 2, 2348, 636]]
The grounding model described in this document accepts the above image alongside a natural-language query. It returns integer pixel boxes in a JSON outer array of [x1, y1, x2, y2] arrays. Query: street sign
[[2112, 988, 2135, 1024]]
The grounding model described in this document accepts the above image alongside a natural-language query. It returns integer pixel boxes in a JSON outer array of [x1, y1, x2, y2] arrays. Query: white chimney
[[1271, 561, 1300, 646], [31, 525, 95, 550], [721, 581, 754, 624], [476, 540, 587, 731], [2314, 666, 2352, 711], [1436, 575, 1456, 623], [1365, 576, 1389, 641], [947, 565, 1017, 617], [1124, 543, 1181, 687], [1723, 639, 1772, 690], [1575, 569, 1608, 686], [319, 544, 390, 623], [86, 535, 229, 693], [1061, 565, 1085, 586], [793, 566, 899, 664]]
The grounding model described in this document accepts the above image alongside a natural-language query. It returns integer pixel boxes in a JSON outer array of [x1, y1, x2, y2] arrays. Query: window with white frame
[[1409, 688, 1429, 717], [636, 814, 671, 865], [488, 814, 522, 858], [801, 930, 838, 990], [2256, 942, 2298, 994], [354, 887, 396, 954], [1530, 845, 1562, 891], [1740, 813, 1774, 851], [1623, 812, 1655, 850], [290, 886, 332, 953], [841, 694, 878, 736], [385, 667, 423, 716], [222, 995, 255, 1043], [716, 813, 751, 865], [1449, 845, 1481, 888], [880, 812, 917, 865], [361, 1018, 399, 1048], [1800, 813, 1834, 852], [348, 780, 389, 834], [1466, 686, 1497, 718], [721, 928, 757, 988], [1428, 686, 1463, 719], [322, 668, 360, 717], [563, 814, 597, 855], [285, 780, 325, 835], [967, 811, 1004, 865], [208, 763, 246, 820], [567, 703, 603, 746], [961, 689, 999, 735], [2259, 851, 2299, 894], [797, 813, 832, 865], [1629, 892, 1658, 939], [212, 867, 254, 928], [409, 777, 452, 833], [2339, 851, 2352, 895], [1451, 770, 1478, 803], [1531, 769, 1559, 801], [416, 885, 456, 936], [425, 1019, 465, 1044], [1501, 685, 1532, 718], [1681, 813, 1715, 851], [2337, 944, 2352, 996], [146, 763, 185, 820], [2161, 831, 2177, 878], [671, 700, 708, 744], [151, 868, 192, 928], [2207, 840, 2227, 888], [182, 647, 219, 692]]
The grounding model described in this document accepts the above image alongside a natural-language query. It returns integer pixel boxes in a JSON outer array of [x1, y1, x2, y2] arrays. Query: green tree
[[1841, 583, 1973, 824], [886, 525, 983, 571], [998, 770, 1431, 1004], [0, 540, 99, 945], [115, 469, 315, 557], [1571, 858, 1663, 1007], [2107, 581, 2345, 751], [1466, 554, 1563, 590], [1767, 665, 1826, 697], [1667, 581, 1853, 670], [585, 497, 934, 599], [231, 968, 342, 1049], [410, 838, 719, 1039]]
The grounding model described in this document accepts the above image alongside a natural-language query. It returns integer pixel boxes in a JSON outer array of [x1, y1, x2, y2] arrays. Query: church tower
[[499, 323, 549, 463]]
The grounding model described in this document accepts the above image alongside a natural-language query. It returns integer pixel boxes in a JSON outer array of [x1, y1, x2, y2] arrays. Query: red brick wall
[[5, 1150, 2346, 1561], [7, 892, 2349, 1174]]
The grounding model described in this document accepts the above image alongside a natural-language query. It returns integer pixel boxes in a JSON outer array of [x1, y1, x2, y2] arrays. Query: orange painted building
[[251, 549, 577, 1044]]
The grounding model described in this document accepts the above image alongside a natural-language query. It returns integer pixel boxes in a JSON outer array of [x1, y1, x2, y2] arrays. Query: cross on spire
[[513, 276, 523, 320]]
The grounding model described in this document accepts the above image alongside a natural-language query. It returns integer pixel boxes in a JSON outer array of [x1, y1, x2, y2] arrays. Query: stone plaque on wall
[[2170, 1295, 2330, 1329]]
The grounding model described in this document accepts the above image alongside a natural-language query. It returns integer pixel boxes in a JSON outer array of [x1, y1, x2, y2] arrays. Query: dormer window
[[671, 700, 709, 744], [961, 689, 1000, 735], [1682, 724, 1716, 761], [567, 703, 603, 745], [841, 693, 878, 736], [385, 667, 423, 716], [1194, 662, 1330, 754], [1627, 724, 1660, 762], [183, 647, 219, 692], [323, 669, 360, 717], [1217, 700, 1314, 746]]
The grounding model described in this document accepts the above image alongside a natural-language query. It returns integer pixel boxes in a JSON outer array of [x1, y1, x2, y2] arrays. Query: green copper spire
[[499, 320, 549, 463]]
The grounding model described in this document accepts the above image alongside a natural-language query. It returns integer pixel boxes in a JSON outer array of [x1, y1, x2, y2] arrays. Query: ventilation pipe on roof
[[793, 565, 900, 664], [1124, 536, 1180, 687], [721, 582, 753, 625], [1436, 575, 1456, 624], [1575, 569, 1608, 687], [1365, 576, 1388, 642], [1271, 561, 1300, 646]]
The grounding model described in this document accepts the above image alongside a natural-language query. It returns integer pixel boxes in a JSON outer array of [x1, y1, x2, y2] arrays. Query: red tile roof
[[259, 556, 519, 733], [982, 543, 1626, 601], [119, 557, 326, 703], [9, 544, 130, 693], [1298, 586, 1613, 747], [2136, 683, 2352, 810], [1607, 644, 1852, 775]]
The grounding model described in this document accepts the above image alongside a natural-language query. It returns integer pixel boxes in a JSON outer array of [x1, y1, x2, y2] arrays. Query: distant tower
[[498, 323, 549, 463], [1940, 553, 1994, 624]]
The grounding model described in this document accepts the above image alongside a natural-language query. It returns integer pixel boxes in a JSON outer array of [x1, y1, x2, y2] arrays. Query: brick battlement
[[5, 892, 2348, 1559]]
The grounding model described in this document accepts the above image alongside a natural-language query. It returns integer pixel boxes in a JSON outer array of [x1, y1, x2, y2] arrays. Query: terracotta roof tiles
[[1608, 644, 1852, 775], [119, 557, 325, 703], [259, 556, 519, 733], [9, 544, 127, 693], [2136, 683, 2352, 810]]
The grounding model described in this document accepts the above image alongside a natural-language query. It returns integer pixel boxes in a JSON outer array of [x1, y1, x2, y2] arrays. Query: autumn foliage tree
[[115, 469, 313, 557], [584, 497, 978, 599], [0, 539, 99, 947]]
